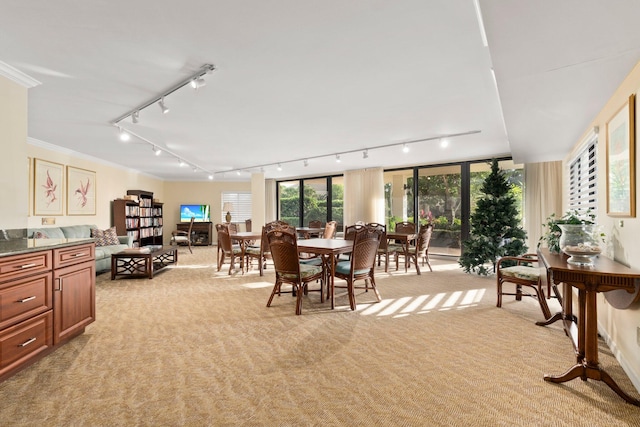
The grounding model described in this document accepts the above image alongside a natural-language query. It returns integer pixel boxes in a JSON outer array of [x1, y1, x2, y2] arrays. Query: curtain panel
[[344, 167, 385, 226]]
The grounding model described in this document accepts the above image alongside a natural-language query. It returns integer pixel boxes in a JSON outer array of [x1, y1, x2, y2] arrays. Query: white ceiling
[[2, 0, 640, 181]]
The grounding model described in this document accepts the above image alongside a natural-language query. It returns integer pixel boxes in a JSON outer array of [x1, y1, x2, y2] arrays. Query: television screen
[[180, 204, 211, 222]]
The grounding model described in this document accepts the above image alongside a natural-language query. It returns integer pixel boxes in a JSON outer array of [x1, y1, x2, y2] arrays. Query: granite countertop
[[0, 238, 95, 258]]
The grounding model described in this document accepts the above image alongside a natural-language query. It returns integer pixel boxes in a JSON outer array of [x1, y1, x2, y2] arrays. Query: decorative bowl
[[558, 224, 600, 266]]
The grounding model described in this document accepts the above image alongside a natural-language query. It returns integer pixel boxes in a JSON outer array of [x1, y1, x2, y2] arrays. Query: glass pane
[[303, 178, 327, 226], [331, 176, 344, 232], [383, 169, 413, 231], [278, 181, 299, 226], [417, 165, 462, 256]]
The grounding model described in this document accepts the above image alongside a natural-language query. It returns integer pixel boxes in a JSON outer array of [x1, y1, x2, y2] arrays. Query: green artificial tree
[[459, 159, 527, 275]]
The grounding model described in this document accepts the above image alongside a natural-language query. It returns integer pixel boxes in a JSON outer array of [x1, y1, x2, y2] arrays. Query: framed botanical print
[[33, 158, 64, 216], [67, 166, 96, 215], [606, 93, 636, 217]]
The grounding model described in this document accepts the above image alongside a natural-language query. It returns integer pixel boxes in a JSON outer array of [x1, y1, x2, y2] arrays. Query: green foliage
[[458, 159, 527, 275]]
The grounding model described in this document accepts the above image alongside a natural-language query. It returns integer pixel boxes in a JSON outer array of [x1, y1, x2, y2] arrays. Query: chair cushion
[[245, 247, 262, 255], [300, 258, 322, 266], [91, 227, 120, 246], [281, 263, 323, 280], [335, 260, 370, 276], [387, 243, 404, 252], [500, 266, 540, 281]]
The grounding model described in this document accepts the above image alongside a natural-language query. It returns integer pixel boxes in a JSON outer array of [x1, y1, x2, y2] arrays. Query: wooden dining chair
[[322, 220, 337, 239], [308, 220, 323, 229], [367, 223, 395, 272], [394, 223, 433, 274], [170, 217, 194, 254], [245, 226, 271, 276], [496, 253, 552, 320], [334, 224, 383, 310], [266, 224, 324, 315], [217, 227, 242, 275]]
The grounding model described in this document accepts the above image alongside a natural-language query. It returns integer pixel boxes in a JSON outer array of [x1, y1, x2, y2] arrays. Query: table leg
[[330, 254, 336, 310]]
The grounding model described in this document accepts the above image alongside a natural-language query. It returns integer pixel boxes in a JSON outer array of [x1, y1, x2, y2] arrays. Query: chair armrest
[[118, 235, 134, 247]]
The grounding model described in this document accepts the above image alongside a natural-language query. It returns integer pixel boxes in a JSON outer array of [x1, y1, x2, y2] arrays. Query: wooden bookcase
[[112, 190, 163, 247]]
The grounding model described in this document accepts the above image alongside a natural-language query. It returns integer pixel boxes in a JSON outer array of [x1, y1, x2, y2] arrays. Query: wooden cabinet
[[113, 190, 163, 247], [176, 222, 213, 245], [53, 244, 96, 344], [0, 241, 95, 381]]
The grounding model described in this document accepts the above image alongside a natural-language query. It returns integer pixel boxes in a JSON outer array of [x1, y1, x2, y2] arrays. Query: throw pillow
[[33, 231, 49, 239], [91, 227, 120, 247]]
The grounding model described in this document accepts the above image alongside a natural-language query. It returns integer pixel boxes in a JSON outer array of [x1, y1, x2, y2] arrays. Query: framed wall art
[[67, 166, 96, 215], [33, 158, 64, 216], [606, 93, 636, 217]]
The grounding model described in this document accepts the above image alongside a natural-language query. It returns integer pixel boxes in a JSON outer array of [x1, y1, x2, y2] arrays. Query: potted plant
[[538, 210, 604, 254]]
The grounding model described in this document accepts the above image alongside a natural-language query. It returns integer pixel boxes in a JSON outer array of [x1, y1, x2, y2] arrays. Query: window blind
[[221, 192, 252, 222], [568, 137, 597, 218]]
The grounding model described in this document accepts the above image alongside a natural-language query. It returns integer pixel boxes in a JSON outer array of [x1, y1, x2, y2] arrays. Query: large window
[[221, 192, 252, 223], [277, 175, 343, 230], [385, 158, 523, 257]]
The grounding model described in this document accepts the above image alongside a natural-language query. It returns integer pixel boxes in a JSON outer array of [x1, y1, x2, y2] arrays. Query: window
[[221, 192, 252, 222], [568, 135, 598, 218]]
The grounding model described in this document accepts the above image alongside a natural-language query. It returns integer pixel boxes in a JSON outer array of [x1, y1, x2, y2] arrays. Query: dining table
[[386, 231, 417, 272], [230, 231, 263, 274], [296, 238, 353, 309]]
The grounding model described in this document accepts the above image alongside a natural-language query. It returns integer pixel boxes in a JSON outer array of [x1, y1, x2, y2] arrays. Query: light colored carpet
[[0, 246, 639, 426]]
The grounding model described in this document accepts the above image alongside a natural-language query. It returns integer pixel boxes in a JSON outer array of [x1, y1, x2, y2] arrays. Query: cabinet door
[[52, 260, 95, 344]]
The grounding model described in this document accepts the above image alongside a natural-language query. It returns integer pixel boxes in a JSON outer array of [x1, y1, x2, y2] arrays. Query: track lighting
[[208, 175, 214, 180], [304, 159, 309, 167], [193, 166, 198, 172], [118, 127, 130, 142], [153, 146, 162, 156], [190, 77, 206, 89], [440, 138, 449, 148], [363, 149, 368, 159], [131, 110, 139, 124], [236, 170, 241, 176], [277, 164, 282, 171], [179, 159, 186, 167], [402, 144, 409, 153], [158, 97, 169, 114], [336, 154, 341, 163]]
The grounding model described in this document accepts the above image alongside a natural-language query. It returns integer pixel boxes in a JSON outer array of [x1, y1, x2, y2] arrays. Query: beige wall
[[26, 141, 164, 230], [163, 180, 251, 245], [0, 77, 29, 229], [566, 60, 640, 391]]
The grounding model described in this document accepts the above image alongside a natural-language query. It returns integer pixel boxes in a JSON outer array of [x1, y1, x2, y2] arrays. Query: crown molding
[[0, 61, 41, 88]]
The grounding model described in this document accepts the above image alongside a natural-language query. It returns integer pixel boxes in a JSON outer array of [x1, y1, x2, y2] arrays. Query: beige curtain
[[265, 179, 277, 223], [524, 161, 563, 250], [344, 167, 385, 226]]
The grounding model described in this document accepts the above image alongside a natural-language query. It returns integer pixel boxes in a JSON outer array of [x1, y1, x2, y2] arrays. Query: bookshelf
[[113, 190, 163, 247]]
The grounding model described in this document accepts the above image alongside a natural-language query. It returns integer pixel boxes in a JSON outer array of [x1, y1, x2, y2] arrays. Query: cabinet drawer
[[0, 311, 53, 373], [0, 272, 53, 330], [53, 243, 95, 269], [0, 251, 52, 283]]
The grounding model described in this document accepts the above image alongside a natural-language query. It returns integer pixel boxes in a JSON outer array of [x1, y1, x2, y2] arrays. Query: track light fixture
[[153, 146, 162, 156], [402, 144, 409, 153], [303, 159, 309, 167], [118, 127, 130, 142], [277, 163, 282, 171], [158, 97, 169, 114], [111, 63, 215, 125], [179, 159, 186, 167], [336, 154, 341, 163], [363, 149, 368, 159]]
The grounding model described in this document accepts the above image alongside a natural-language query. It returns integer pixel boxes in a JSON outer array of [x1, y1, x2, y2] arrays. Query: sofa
[[27, 224, 133, 273]]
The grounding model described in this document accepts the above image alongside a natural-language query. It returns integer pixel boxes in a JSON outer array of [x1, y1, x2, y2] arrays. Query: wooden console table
[[537, 248, 640, 406]]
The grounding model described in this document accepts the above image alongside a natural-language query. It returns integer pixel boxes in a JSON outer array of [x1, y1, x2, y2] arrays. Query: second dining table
[[296, 238, 353, 309]]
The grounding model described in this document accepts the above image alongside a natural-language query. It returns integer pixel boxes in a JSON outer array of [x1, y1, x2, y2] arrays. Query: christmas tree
[[459, 159, 527, 275]]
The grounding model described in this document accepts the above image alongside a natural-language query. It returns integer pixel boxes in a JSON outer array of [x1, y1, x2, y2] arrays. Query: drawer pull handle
[[18, 296, 36, 303], [72, 253, 87, 257], [18, 263, 38, 269], [19, 337, 36, 347]]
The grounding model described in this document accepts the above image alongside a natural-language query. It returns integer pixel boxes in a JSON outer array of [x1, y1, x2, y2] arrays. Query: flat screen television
[[180, 204, 211, 222]]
